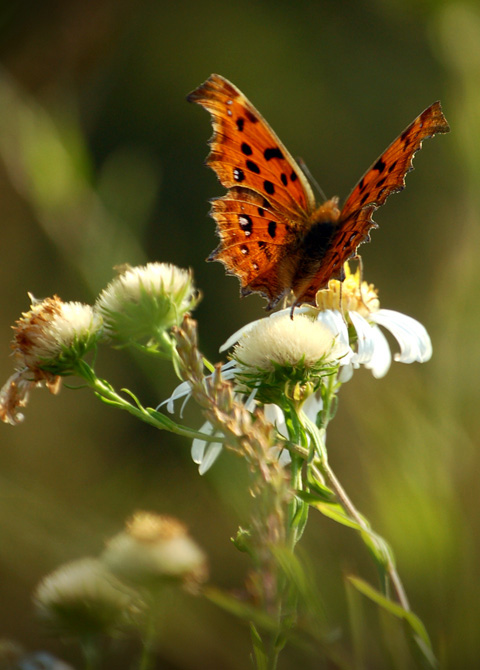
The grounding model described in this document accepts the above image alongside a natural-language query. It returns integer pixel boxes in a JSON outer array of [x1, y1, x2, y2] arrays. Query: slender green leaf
[[347, 576, 435, 659], [303, 496, 365, 531], [205, 587, 279, 632], [250, 624, 268, 670]]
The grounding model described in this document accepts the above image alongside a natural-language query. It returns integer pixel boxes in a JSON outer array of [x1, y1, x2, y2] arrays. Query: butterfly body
[[188, 74, 449, 309]]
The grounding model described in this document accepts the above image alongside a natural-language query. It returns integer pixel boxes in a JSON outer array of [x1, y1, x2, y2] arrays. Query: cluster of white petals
[[233, 313, 351, 371], [164, 263, 433, 474]]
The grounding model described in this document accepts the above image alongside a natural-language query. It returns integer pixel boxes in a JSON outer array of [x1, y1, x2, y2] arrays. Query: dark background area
[[0, 1, 478, 668]]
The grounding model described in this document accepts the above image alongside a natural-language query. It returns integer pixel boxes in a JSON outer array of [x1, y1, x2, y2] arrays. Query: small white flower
[[164, 313, 350, 474], [0, 295, 101, 425], [34, 558, 137, 636], [96, 263, 199, 344], [101, 511, 208, 589], [314, 263, 432, 378], [232, 313, 350, 372]]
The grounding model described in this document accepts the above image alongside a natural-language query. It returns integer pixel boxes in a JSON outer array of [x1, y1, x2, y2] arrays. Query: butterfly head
[[311, 197, 341, 225]]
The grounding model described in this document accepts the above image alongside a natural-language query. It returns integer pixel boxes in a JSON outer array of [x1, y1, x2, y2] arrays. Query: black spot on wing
[[264, 147, 284, 161], [241, 142, 252, 155], [268, 221, 277, 238], [246, 160, 260, 174], [374, 158, 386, 173], [280, 173, 288, 186], [236, 117, 245, 132], [263, 180, 275, 195]]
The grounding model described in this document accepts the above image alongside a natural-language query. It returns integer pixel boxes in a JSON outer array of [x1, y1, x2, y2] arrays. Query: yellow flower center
[[315, 262, 379, 318]]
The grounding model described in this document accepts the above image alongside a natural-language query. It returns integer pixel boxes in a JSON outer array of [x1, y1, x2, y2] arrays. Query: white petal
[[338, 363, 354, 383], [302, 392, 324, 422], [316, 309, 350, 349], [198, 442, 223, 475], [264, 403, 288, 438], [158, 380, 192, 414], [191, 421, 223, 474], [349, 311, 376, 363], [364, 325, 392, 378], [191, 420, 213, 463], [372, 309, 432, 364], [159, 361, 238, 414]]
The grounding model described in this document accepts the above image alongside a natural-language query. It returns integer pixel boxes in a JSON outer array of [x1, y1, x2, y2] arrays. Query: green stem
[[320, 460, 409, 611], [81, 634, 101, 670], [301, 411, 410, 611], [138, 612, 156, 670], [315, 452, 410, 611], [73, 360, 226, 444]]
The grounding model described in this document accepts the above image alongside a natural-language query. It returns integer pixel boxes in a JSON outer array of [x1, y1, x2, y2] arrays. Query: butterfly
[[188, 74, 450, 310]]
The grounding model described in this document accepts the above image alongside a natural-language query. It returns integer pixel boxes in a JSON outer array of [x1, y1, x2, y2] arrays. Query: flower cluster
[[34, 511, 207, 644], [165, 262, 432, 473], [0, 263, 197, 424]]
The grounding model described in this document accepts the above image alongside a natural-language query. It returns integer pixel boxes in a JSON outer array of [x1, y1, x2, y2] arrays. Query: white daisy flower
[[164, 313, 350, 474], [314, 263, 432, 378], [164, 262, 431, 473]]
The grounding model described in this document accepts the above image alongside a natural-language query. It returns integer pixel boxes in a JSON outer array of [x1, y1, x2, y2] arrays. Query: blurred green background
[[0, 0, 478, 668]]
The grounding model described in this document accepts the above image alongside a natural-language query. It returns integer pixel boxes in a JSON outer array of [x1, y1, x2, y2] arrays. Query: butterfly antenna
[[297, 157, 328, 202], [351, 254, 370, 311]]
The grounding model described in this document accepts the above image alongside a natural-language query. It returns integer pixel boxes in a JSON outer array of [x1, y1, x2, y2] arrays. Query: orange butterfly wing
[[295, 101, 450, 305], [188, 74, 315, 217], [188, 74, 316, 306], [209, 187, 297, 303]]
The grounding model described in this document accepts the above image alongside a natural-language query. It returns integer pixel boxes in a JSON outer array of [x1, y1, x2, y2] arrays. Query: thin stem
[[301, 411, 410, 612], [74, 361, 226, 443], [319, 458, 410, 612], [138, 612, 156, 670], [81, 635, 101, 670]]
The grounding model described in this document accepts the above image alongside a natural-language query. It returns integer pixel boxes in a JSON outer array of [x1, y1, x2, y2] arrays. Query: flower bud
[[0, 296, 101, 424], [96, 263, 199, 345], [34, 558, 138, 637], [101, 511, 208, 590]]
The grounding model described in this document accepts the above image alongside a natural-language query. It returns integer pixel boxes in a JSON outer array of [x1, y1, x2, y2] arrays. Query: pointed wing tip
[[187, 74, 236, 104], [424, 101, 450, 134]]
